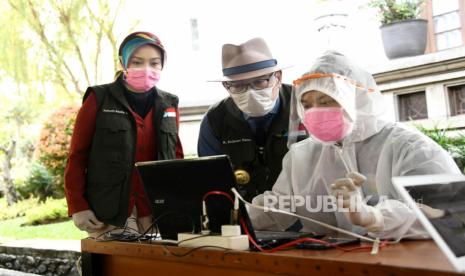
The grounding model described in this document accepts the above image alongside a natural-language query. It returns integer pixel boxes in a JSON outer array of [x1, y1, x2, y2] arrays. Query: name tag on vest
[[222, 138, 253, 145], [102, 108, 128, 115]]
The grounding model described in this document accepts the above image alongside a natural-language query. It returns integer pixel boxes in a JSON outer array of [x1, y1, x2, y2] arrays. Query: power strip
[[177, 233, 249, 250]]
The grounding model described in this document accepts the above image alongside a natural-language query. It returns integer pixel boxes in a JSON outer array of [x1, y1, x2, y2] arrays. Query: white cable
[[202, 201, 208, 216], [335, 145, 351, 174], [231, 188, 375, 243]]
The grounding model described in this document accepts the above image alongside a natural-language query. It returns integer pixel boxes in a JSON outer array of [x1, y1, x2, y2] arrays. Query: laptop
[[136, 155, 236, 240], [137, 154, 320, 246], [238, 200, 324, 249], [392, 173, 465, 272]]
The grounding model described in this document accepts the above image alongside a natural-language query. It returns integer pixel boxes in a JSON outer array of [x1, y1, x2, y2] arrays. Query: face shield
[[288, 51, 388, 147], [288, 72, 380, 147]]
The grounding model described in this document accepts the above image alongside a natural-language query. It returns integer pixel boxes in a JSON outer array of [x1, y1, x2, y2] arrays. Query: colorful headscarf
[[118, 31, 166, 70]]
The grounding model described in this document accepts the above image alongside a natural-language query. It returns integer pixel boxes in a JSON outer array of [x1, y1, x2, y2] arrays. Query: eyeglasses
[[224, 73, 276, 94]]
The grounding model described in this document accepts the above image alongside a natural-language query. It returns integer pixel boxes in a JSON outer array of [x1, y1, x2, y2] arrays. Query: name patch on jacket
[[163, 107, 176, 118], [102, 108, 128, 115], [222, 138, 253, 145]]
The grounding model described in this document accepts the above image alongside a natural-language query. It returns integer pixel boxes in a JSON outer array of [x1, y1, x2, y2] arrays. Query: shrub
[[370, 0, 425, 24], [0, 197, 40, 221], [23, 197, 69, 226], [417, 125, 465, 172], [16, 162, 54, 200], [35, 105, 79, 198]]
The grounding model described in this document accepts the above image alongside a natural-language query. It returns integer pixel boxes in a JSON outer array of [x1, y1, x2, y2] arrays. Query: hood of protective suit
[[290, 51, 388, 144]]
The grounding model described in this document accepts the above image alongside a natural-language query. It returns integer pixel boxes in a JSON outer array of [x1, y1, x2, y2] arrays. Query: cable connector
[[201, 200, 210, 234], [371, 238, 380, 255]]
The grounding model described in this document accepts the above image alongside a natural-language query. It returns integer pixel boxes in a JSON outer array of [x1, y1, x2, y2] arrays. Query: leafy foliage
[[417, 125, 465, 172], [35, 105, 79, 197], [370, 0, 425, 24], [16, 162, 54, 200], [23, 197, 68, 226], [0, 196, 69, 226], [6, 0, 127, 96], [0, 197, 39, 221]]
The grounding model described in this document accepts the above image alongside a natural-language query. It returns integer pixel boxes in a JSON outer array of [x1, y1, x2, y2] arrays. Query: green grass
[[0, 217, 86, 240]]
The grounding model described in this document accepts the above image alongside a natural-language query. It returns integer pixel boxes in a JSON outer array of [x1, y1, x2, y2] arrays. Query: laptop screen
[[136, 155, 236, 240], [405, 181, 465, 258]]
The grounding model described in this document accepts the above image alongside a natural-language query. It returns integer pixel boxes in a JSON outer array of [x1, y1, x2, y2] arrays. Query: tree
[[0, 0, 135, 201], [6, 0, 126, 97], [0, 100, 40, 204], [0, 141, 19, 206]]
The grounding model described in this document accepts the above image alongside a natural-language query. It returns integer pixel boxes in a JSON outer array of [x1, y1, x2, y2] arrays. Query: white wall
[[179, 119, 202, 157]]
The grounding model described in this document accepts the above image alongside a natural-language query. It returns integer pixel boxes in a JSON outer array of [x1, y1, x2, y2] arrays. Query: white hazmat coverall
[[250, 51, 461, 240]]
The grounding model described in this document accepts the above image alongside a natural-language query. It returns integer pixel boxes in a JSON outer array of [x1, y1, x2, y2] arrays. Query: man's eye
[[253, 80, 267, 85], [131, 61, 142, 65], [151, 62, 160, 67]]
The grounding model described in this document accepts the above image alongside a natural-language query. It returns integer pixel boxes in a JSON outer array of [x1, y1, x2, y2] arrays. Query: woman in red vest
[[64, 31, 184, 238]]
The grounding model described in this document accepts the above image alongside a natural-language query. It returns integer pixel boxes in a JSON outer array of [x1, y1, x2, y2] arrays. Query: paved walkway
[[0, 239, 81, 275], [0, 239, 80, 252]]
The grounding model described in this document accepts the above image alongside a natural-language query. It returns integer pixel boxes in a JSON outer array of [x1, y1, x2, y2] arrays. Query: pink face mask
[[302, 107, 352, 143], [125, 68, 160, 92]]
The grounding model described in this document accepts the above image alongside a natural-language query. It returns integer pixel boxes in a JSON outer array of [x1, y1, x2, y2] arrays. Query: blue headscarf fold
[[119, 32, 165, 69]]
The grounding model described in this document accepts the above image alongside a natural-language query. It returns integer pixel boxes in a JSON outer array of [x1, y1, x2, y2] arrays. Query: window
[[397, 91, 428, 121], [432, 0, 463, 50], [448, 84, 465, 116], [190, 18, 200, 51], [425, 0, 465, 52]]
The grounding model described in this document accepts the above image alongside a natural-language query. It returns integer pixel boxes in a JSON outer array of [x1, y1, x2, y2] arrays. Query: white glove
[[331, 172, 384, 232], [418, 203, 445, 219], [72, 210, 105, 232]]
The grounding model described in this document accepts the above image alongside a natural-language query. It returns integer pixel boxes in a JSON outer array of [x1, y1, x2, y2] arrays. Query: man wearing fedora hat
[[198, 37, 307, 202]]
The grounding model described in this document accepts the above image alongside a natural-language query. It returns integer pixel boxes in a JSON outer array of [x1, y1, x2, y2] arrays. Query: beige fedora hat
[[211, 37, 283, 82]]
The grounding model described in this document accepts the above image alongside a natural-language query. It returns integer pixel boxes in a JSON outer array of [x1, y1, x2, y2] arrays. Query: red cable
[[240, 218, 265, 251], [240, 218, 388, 253], [202, 191, 234, 204], [204, 192, 388, 254]]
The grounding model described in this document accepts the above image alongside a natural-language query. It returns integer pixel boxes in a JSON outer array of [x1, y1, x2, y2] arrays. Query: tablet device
[[392, 173, 465, 272]]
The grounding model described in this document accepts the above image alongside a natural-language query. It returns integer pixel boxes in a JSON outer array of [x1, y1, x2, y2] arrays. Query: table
[[81, 239, 463, 275]]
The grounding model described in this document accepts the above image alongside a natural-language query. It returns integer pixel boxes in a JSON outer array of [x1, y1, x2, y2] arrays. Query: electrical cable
[[200, 189, 385, 253], [162, 245, 231, 257], [240, 216, 388, 253], [201, 190, 236, 233], [202, 191, 234, 203], [93, 211, 195, 243], [231, 188, 375, 243]]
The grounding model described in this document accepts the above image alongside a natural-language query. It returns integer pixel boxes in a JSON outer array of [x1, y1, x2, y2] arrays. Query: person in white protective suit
[[249, 51, 461, 240]]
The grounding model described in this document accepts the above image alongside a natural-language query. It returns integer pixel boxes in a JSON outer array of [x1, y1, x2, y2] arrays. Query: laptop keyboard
[[254, 231, 321, 242]]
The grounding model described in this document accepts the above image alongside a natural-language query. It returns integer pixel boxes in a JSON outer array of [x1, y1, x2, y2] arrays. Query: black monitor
[[136, 155, 236, 240]]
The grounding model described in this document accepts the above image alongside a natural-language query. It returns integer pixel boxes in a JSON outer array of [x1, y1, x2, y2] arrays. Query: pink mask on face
[[302, 107, 352, 143], [125, 68, 160, 91]]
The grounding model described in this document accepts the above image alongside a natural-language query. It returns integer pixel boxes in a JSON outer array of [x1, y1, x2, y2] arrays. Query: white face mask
[[230, 86, 278, 117]]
